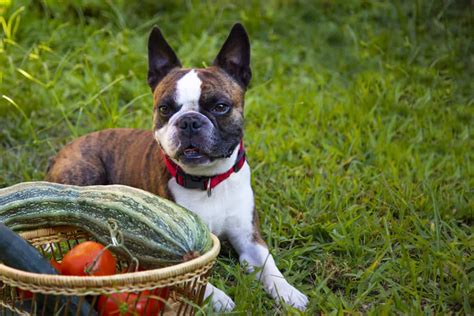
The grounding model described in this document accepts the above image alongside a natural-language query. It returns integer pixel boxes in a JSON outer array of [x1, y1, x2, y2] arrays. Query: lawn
[[0, 0, 472, 314]]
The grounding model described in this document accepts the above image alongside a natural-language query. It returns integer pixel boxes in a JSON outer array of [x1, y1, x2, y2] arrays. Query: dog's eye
[[210, 103, 230, 114], [158, 104, 171, 116]]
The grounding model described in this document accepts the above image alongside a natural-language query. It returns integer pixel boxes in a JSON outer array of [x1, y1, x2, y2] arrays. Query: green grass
[[1, 0, 472, 314]]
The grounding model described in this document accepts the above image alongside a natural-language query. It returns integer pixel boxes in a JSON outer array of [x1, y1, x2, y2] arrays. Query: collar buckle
[[176, 169, 208, 190]]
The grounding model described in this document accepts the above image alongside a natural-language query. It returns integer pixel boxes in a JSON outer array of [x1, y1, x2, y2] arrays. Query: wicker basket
[[0, 226, 220, 315]]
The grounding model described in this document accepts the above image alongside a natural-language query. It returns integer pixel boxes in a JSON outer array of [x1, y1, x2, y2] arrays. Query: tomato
[[61, 241, 116, 276], [50, 258, 61, 271], [17, 288, 33, 299], [97, 288, 170, 316]]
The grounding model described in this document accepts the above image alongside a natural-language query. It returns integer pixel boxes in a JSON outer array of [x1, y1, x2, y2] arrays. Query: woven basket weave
[[0, 226, 220, 315]]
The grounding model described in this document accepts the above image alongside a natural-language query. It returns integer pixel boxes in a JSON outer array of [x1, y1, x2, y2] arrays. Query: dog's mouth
[[183, 146, 203, 158], [178, 145, 210, 164]]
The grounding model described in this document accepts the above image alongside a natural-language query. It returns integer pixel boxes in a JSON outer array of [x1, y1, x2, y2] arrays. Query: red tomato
[[17, 288, 33, 299], [50, 258, 61, 271], [97, 288, 169, 316], [61, 241, 116, 276]]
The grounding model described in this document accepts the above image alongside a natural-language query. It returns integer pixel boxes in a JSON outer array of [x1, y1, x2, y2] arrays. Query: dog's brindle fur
[[46, 24, 307, 311], [46, 129, 170, 197]]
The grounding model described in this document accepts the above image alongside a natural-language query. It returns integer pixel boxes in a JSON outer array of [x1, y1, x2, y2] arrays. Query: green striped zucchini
[[0, 181, 212, 268]]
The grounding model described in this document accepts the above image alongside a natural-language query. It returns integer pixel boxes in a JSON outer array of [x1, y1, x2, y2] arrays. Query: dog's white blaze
[[175, 69, 201, 112], [155, 69, 202, 156]]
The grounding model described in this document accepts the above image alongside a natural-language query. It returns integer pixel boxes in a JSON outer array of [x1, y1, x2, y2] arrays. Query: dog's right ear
[[148, 26, 181, 91]]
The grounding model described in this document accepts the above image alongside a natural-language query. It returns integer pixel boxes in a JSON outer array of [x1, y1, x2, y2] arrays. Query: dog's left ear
[[148, 26, 182, 91], [213, 23, 252, 89]]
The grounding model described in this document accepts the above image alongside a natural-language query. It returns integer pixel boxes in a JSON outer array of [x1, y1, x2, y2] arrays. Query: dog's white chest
[[168, 163, 254, 237]]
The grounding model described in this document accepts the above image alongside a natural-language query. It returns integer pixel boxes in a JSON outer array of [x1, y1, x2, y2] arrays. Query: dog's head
[[148, 24, 251, 175]]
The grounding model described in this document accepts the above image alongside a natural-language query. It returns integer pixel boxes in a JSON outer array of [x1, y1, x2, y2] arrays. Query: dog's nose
[[178, 115, 203, 133]]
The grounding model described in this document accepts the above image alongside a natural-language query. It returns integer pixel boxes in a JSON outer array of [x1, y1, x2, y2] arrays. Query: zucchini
[[0, 181, 212, 267]]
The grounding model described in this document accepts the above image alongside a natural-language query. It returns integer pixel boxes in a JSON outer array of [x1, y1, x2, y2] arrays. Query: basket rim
[[0, 229, 220, 290]]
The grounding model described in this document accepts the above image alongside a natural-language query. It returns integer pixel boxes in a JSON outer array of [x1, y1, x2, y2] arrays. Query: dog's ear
[[148, 26, 181, 91], [213, 23, 251, 89]]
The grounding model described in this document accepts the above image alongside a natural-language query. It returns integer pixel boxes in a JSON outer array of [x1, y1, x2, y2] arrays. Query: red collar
[[162, 142, 246, 196]]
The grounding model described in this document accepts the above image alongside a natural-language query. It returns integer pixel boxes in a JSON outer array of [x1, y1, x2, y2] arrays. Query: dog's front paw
[[264, 277, 309, 311], [204, 283, 236, 312]]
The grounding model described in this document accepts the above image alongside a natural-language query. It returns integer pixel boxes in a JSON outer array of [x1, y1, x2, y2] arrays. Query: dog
[[46, 23, 308, 311]]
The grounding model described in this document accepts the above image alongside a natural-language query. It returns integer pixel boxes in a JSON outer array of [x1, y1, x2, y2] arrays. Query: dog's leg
[[226, 214, 308, 310], [45, 134, 108, 185], [203, 283, 235, 312], [46, 157, 107, 186]]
